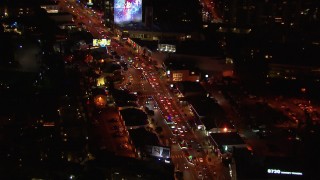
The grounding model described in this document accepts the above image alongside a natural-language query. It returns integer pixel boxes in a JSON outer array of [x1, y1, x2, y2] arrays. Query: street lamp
[[223, 127, 228, 132], [301, 87, 307, 101]]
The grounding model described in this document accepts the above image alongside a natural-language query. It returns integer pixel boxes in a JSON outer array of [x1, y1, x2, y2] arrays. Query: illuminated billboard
[[93, 39, 111, 47], [146, 145, 170, 159], [114, 0, 142, 24], [157, 44, 176, 53]]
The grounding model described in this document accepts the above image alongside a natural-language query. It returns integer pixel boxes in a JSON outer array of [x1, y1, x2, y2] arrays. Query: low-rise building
[[164, 60, 201, 82], [209, 132, 247, 158], [40, 0, 60, 14], [175, 81, 207, 98]]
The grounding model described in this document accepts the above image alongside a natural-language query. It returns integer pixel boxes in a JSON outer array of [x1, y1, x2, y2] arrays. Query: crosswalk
[[171, 154, 204, 163], [171, 154, 184, 159]]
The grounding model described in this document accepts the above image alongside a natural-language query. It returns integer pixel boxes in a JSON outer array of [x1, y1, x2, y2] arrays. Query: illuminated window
[[173, 73, 183, 81]]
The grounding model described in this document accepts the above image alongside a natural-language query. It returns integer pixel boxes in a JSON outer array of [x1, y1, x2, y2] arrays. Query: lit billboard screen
[[93, 39, 111, 47], [146, 145, 170, 159], [114, 0, 142, 24]]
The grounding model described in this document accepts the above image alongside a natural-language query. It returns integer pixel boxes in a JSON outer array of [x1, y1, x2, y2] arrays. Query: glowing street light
[[94, 95, 107, 107], [223, 127, 228, 132]]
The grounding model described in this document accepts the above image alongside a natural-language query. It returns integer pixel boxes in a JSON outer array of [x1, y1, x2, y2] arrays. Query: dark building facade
[[215, 0, 320, 27]]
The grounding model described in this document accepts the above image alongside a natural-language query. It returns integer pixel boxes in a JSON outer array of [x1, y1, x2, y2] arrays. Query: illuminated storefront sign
[[172, 73, 183, 81], [93, 39, 111, 47], [87, 0, 93, 5], [157, 44, 176, 52], [267, 169, 303, 176]]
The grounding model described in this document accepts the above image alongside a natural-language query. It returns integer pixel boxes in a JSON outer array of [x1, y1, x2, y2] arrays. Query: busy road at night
[[1, 0, 320, 179], [59, 0, 230, 179], [59, 0, 320, 179]]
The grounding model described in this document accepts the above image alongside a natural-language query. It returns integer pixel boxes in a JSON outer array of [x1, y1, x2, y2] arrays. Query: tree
[[155, 126, 163, 134], [147, 110, 155, 116]]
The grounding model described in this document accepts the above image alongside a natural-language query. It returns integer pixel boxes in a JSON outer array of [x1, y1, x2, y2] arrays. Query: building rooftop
[[268, 43, 320, 67], [89, 152, 175, 180], [175, 40, 225, 57], [130, 38, 158, 51], [187, 96, 225, 118], [210, 132, 245, 146], [201, 116, 234, 130], [164, 57, 199, 71], [128, 128, 159, 148], [39, 0, 59, 6], [111, 89, 138, 105], [176, 81, 206, 96], [117, 22, 161, 32], [233, 147, 265, 180], [120, 108, 148, 127]]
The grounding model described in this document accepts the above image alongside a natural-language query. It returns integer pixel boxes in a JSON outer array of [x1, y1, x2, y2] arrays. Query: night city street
[[1, 0, 320, 179]]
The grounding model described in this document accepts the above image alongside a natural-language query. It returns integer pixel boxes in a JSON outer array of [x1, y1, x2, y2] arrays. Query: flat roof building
[[210, 132, 247, 156]]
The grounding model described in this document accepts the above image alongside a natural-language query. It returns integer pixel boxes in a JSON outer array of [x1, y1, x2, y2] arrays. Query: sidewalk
[[193, 129, 231, 180]]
